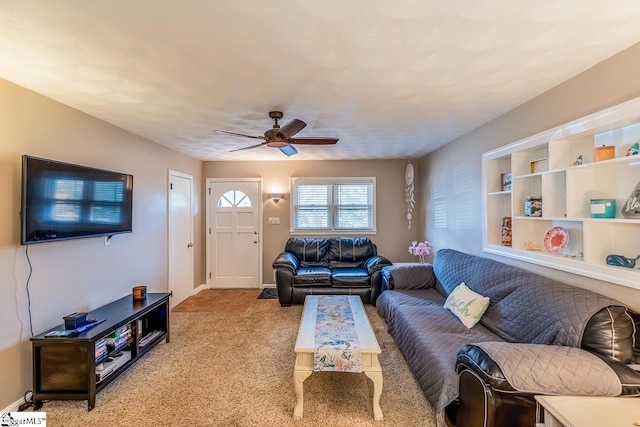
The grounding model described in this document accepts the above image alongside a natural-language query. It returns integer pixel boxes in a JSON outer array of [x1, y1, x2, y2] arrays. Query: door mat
[[257, 288, 278, 299]]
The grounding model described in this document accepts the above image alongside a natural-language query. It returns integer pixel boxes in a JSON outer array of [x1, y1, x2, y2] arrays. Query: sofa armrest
[[272, 252, 299, 274], [455, 343, 514, 392], [381, 264, 435, 291], [364, 255, 392, 274], [456, 342, 640, 396]]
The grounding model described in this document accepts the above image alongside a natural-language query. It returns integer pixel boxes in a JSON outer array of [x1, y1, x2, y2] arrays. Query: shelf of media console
[[139, 330, 165, 349]]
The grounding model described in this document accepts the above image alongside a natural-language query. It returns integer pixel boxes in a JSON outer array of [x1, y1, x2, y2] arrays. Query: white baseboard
[[192, 284, 207, 295], [199, 284, 274, 290], [3, 396, 26, 412]]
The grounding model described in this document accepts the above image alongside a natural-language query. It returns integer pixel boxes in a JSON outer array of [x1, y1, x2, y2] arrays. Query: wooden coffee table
[[293, 295, 383, 420]]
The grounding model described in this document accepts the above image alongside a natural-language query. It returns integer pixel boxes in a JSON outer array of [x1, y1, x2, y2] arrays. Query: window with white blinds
[[291, 178, 376, 232]]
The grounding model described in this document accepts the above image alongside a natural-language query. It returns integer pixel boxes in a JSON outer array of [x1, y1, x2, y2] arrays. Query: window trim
[[289, 177, 377, 235]]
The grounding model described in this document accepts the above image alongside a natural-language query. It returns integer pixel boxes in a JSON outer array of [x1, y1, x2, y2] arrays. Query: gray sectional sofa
[[377, 249, 640, 427]]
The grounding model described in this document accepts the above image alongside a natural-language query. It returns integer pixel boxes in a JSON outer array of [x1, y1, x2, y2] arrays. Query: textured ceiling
[[1, 1, 640, 161]]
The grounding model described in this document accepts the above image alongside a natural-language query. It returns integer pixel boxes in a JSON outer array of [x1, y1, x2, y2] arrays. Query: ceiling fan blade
[[289, 137, 339, 145], [279, 144, 298, 156], [214, 129, 265, 140], [277, 119, 306, 139], [229, 142, 268, 152]]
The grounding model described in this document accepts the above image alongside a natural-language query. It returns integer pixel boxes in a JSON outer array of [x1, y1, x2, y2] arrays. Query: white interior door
[[208, 179, 261, 288], [168, 171, 194, 308]]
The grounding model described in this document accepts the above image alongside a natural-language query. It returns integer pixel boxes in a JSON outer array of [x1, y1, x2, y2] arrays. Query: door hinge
[[170, 183, 173, 190], [209, 228, 211, 234], [208, 188, 211, 195], [209, 272, 211, 279]]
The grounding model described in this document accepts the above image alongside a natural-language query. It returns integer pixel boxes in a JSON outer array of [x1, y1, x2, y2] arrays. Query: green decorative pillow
[[444, 282, 490, 328]]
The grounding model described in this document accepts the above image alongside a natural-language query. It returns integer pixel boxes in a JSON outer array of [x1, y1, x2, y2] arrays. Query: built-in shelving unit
[[482, 97, 640, 289]]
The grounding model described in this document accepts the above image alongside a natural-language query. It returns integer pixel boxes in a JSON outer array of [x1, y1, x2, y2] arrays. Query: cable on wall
[[25, 245, 34, 337]]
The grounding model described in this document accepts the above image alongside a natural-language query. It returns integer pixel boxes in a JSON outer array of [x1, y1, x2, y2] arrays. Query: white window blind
[[334, 184, 372, 229], [291, 178, 375, 232]]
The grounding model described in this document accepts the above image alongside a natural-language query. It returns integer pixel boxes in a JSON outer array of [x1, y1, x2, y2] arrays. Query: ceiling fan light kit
[[214, 111, 338, 156]]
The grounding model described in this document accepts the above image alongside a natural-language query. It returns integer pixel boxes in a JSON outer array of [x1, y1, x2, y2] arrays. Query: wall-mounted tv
[[21, 156, 133, 244]]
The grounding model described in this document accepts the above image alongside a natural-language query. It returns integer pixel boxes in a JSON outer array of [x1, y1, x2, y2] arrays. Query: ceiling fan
[[214, 111, 339, 156]]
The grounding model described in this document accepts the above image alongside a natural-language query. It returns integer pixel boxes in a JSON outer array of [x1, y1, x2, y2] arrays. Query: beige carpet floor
[[40, 292, 436, 426]]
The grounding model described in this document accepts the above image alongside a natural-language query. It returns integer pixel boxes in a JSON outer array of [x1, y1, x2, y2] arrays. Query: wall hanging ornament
[[405, 162, 415, 229]]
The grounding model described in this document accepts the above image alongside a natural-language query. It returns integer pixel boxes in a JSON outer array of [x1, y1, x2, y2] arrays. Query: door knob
[[187, 243, 193, 248], [253, 240, 258, 244]]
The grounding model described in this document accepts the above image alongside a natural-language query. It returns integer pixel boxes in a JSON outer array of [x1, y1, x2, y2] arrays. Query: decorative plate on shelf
[[543, 227, 569, 253]]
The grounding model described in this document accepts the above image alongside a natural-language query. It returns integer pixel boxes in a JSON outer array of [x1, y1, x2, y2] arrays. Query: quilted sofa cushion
[[390, 303, 504, 411], [381, 264, 436, 291], [377, 288, 446, 336]]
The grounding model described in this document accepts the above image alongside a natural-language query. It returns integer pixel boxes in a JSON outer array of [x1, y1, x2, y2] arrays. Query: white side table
[[535, 395, 640, 427]]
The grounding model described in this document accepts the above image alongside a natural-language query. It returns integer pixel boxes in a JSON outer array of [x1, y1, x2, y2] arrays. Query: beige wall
[[419, 43, 640, 311], [202, 160, 421, 284], [0, 79, 203, 408]]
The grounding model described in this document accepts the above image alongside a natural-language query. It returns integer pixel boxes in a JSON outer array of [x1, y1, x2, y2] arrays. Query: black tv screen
[[21, 156, 133, 244]]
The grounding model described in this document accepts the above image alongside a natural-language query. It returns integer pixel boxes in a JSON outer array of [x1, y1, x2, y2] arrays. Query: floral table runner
[[313, 295, 362, 372]]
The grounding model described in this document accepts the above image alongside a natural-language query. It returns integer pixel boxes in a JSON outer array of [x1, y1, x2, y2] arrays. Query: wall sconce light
[[268, 193, 284, 203]]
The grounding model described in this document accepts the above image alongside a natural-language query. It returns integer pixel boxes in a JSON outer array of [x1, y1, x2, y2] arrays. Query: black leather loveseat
[[272, 237, 392, 306]]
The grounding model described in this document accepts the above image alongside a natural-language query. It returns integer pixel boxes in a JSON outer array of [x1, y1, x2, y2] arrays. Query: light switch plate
[[268, 217, 280, 225]]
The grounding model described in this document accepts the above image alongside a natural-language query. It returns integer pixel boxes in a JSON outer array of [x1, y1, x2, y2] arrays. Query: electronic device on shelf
[[95, 350, 131, 382], [64, 312, 88, 330]]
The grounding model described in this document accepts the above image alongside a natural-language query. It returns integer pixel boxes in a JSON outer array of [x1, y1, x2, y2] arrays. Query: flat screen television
[[21, 156, 133, 244]]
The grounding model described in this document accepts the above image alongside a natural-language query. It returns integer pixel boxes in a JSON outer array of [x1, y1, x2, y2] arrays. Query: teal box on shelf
[[590, 199, 616, 218]]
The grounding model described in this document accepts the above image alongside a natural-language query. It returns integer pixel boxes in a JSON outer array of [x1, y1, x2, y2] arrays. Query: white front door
[[208, 179, 261, 288], [168, 170, 194, 308]]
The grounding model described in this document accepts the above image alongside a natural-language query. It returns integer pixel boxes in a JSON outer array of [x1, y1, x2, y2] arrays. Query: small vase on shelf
[[409, 240, 433, 265], [501, 217, 512, 247]]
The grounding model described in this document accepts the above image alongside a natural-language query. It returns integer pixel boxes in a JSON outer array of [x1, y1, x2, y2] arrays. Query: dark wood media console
[[30, 292, 171, 410]]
